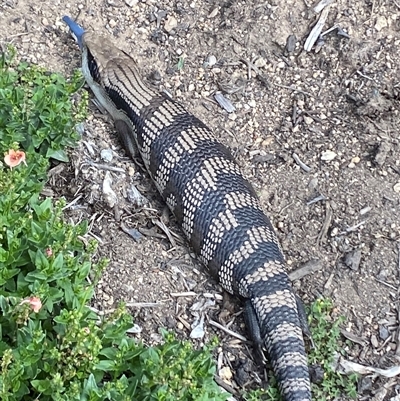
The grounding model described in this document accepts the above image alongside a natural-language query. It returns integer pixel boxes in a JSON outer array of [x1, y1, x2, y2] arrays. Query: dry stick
[[214, 375, 240, 397], [304, 5, 331, 51], [313, 0, 334, 13], [170, 291, 197, 297], [85, 161, 126, 173], [338, 220, 366, 235], [88, 303, 162, 315], [289, 259, 323, 281], [272, 82, 315, 98], [209, 320, 248, 342], [240, 58, 315, 99], [317, 201, 332, 247], [340, 329, 368, 346], [374, 278, 397, 291], [125, 302, 163, 308], [396, 303, 400, 357], [307, 194, 327, 205], [153, 218, 177, 247], [396, 243, 400, 357], [292, 152, 312, 172], [62, 194, 83, 211], [2, 32, 31, 41], [356, 70, 375, 81]]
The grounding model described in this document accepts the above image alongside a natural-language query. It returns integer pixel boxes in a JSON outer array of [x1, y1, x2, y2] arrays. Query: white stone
[[321, 150, 337, 161]]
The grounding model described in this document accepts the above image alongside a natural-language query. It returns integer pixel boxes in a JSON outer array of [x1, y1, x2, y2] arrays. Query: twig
[[48, 163, 65, 178], [152, 218, 177, 247], [62, 194, 83, 211], [209, 320, 248, 342], [321, 24, 338, 37], [2, 32, 31, 40], [272, 82, 315, 97], [170, 291, 198, 297], [307, 194, 327, 205], [292, 152, 312, 172], [356, 70, 374, 81], [88, 303, 162, 315], [85, 161, 125, 173], [239, 58, 260, 78], [313, 0, 334, 13], [125, 302, 163, 308], [338, 220, 366, 235], [317, 201, 332, 246], [214, 375, 240, 397], [340, 329, 368, 346], [289, 259, 322, 281], [396, 300, 400, 356], [398, 242, 400, 275], [177, 315, 191, 330], [374, 278, 397, 291], [337, 356, 400, 378], [304, 5, 332, 51]]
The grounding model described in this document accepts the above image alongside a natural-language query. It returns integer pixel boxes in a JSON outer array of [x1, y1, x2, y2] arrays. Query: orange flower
[[4, 149, 27, 169], [21, 296, 42, 313]]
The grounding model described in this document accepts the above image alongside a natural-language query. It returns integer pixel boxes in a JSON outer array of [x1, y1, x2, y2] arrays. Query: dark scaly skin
[[63, 16, 312, 401]]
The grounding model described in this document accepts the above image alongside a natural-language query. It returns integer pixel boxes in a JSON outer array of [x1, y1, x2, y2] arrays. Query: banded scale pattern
[[63, 17, 311, 401]]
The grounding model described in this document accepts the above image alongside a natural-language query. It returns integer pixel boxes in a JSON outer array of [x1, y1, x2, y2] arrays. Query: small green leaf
[[46, 148, 69, 162], [51, 253, 64, 271], [177, 56, 185, 70], [99, 347, 118, 360], [94, 359, 116, 372], [31, 379, 51, 393]]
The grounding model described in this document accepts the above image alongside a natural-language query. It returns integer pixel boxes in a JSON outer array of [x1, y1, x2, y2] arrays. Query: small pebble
[[100, 148, 113, 162], [164, 15, 177, 32], [379, 325, 389, 341], [370, 334, 379, 348], [109, 19, 117, 28], [360, 206, 371, 215], [206, 55, 217, 67], [285, 34, 297, 53], [208, 7, 219, 18], [344, 249, 362, 271], [262, 136, 274, 146], [127, 185, 147, 207], [375, 16, 387, 31], [254, 57, 267, 68], [214, 92, 235, 113], [375, 142, 390, 166], [102, 172, 118, 208], [321, 150, 337, 161], [219, 366, 233, 382], [128, 166, 135, 176]]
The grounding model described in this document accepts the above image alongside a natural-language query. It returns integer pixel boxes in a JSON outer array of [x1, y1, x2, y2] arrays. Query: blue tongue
[[62, 16, 85, 49]]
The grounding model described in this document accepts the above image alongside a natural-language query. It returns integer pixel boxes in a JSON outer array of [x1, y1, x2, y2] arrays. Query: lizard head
[[63, 15, 133, 86]]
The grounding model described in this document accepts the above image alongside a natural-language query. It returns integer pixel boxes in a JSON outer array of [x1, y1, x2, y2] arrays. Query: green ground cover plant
[[0, 48, 226, 401]]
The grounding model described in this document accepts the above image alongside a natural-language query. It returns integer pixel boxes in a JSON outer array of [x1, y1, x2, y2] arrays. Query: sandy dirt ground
[[1, 0, 399, 399]]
